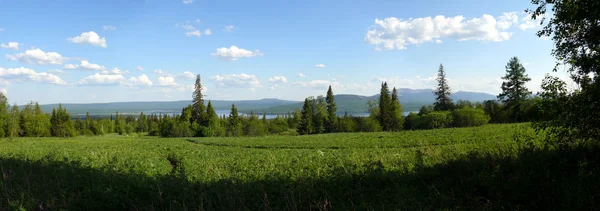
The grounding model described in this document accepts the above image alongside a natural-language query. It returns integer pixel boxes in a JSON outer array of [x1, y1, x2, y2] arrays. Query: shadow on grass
[[1, 145, 599, 210]]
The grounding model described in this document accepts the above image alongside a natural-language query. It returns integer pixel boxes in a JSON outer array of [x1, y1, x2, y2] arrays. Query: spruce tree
[[498, 57, 531, 122], [227, 103, 242, 137], [434, 64, 453, 111], [390, 87, 404, 131], [205, 100, 224, 137], [191, 74, 207, 126], [0, 93, 9, 137], [325, 85, 337, 133], [298, 98, 313, 135], [378, 82, 392, 131], [50, 104, 76, 137]]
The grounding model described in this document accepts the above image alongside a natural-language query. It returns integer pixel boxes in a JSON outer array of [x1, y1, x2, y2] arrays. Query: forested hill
[[29, 89, 495, 115]]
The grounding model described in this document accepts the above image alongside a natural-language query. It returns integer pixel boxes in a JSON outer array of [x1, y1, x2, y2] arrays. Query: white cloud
[[211, 73, 261, 88], [103, 25, 117, 31], [63, 60, 106, 71], [154, 69, 171, 76], [0, 67, 66, 85], [185, 30, 202, 37], [129, 74, 153, 87], [315, 64, 325, 68], [0, 88, 6, 95], [519, 13, 541, 30], [178, 71, 195, 80], [137, 66, 144, 71], [100, 68, 129, 75], [204, 29, 212, 35], [177, 24, 196, 31], [67, 31, 107, 48], [6, 48, 65, 65], [183, 0, 193, 4], [158, 76, 178, 87], [224, 25, 235, 32], [1, 42, 19, 50], [297, 73, 306, 77], [268, 76, 287, 83], [78, 73, 126, 86], [211, 46, 263, 61], [293, 80, 339, 89], [195, 19, 201, 23], [365, 13, 515, 50], [497, 12, 519, 30], [48, 69, 65, 74]]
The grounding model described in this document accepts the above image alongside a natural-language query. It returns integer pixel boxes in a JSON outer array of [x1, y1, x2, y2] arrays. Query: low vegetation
[[2, 123, 598, 210]]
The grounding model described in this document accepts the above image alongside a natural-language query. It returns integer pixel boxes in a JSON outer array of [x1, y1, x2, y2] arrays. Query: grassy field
[[1, 123, 598, 210]]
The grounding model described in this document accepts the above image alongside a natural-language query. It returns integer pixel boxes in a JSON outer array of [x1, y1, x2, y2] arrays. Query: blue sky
[[0, 0, 565, 104]]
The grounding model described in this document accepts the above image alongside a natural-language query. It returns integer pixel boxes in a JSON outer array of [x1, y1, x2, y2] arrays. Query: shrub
[[451, 108, 490, 127], [404, 113, 422, 130], [421, 111, 452, 129]]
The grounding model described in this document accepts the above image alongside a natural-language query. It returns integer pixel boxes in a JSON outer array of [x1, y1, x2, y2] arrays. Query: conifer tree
[[434, 64, 454, 111], [0, 93, 9, 137], [227, 103, 242, 137], [390, 87, 404, 131], [7, 104, 20, 137], [298, 98, 313, 135], [205, 100, 225, 137], [498, 57, 531, 122], [325, 85, 337, 133], [191, 74, 207, 126], [378, 82, 392, 131], [50, 104, 76, 137]]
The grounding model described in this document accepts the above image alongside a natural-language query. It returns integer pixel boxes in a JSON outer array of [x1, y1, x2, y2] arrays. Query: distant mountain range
[[29, 89, 496, 116]]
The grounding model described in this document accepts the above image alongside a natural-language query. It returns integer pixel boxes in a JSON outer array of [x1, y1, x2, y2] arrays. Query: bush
[[355, 117, 382, 132], [451, 108, 490, 127], [421, 111, 452, 129], [404, 113, 422, 130]]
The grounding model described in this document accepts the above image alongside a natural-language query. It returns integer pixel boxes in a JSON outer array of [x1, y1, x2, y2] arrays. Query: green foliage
[[404, 113, 422, 130], [451, 108, 490, 127], [297, 99, 312, 135], [50, 104, 76, 137], [243, 112, 267, 137], [7, 105, 20, 138], [498, 57, 532, 122], [420, 111, 452, 129], [434, 64, 454, 111], [325, 85, 337, 133], [337, 112, 356, 132], [4, 124, 595, 210], [226, 104, 242, 137], [378, 82, 392, 131], [19, 102, 51, 137], [203, 101, 225, 137], [390, 88, 404, 131], [0, 93, 9, 137], [191, 74, 207, 126]]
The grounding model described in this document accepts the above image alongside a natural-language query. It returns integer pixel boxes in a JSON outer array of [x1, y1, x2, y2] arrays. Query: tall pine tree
[[434, 64, 453, 111], [191, 74, 207, 126], [390, 87, 404, 131], [325, 85, 337, 133], [498, 57, 531, 122], [227, 103, 242, 137], [298, 99, 313, 135], [378, 82, 392, 131]]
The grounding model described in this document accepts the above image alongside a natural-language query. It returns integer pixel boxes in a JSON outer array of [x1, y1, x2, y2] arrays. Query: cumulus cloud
[[78, 73, 126, 86], [48, 69, 65, 74], [315, 64, 325, 68], [519, 13, 542, 30], [63, 60, 106, 71], [293, 80, 339, 89], [497, 12, 519, 30], [365, 13, 516, 50], [6, 48, 65, 65], [185, 30, 202, 37], [204, 29, 212, 35], [177, 71, 195, 80], [183, 0, 193, 4], [137, 66, 144, 71], [224, 25, 235, 32], [100, 68, 129, 75], [268, 76, 287, 83], [67, 31, 107, 48], [211, 73, 261, 88], [154, 69, 171, 76], [1, 42, 19, 50], [103, 25, 116, 31], [297, 73, 306, 77], [211, 46, 263, 61], [0, 67, 66, 85], [129, 74, 153, 87], [176, 24, 196, 31], [158, 76, 178, 87]]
